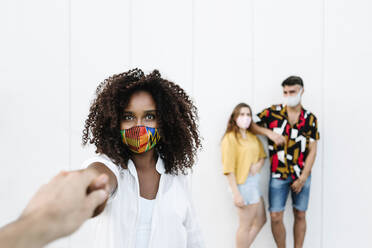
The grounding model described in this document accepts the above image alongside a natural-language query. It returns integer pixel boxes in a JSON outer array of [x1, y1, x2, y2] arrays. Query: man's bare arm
[[291, 141, 318, 193], [250, 122, 286, 146]]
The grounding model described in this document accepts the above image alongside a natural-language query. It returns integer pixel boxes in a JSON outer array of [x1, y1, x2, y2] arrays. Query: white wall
[[1, 0, 371, 247]]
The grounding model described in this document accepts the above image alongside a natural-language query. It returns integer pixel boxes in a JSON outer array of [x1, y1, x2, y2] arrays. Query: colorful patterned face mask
[[120, 126, 161, 154]]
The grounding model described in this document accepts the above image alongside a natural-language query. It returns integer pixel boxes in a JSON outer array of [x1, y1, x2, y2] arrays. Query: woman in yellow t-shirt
[[221, 103, 267, 248]]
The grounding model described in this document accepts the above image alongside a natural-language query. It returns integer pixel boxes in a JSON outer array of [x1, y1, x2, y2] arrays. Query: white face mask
[[236, 116, 251, 129], [284, 89, 303, 107]]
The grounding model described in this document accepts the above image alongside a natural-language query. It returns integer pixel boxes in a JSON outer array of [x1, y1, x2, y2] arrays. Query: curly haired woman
[[81, 69, 204, 248], [221, 103, 267, 248]]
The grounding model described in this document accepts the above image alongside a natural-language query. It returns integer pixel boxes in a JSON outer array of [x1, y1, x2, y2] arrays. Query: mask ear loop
[[295, 88, 304, 105], [298, 88, 304, 97], [120, 130, 128, 146]]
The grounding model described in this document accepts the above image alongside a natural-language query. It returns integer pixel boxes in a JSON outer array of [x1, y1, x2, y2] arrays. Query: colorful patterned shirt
[[256, 104, 320, 180]]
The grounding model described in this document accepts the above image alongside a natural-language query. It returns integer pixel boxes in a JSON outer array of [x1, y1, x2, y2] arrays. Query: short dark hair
[[281, 76, 304, 87]]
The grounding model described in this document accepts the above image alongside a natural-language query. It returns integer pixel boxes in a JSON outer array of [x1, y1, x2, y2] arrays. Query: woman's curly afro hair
[[82, 68, 202, 175]]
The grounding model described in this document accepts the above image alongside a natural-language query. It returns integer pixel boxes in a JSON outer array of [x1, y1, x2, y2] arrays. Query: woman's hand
[[250, 158, 265, 176], [87, 175, 110, 217], [249, 163, 260, 176], [233, 192, 246, 208], [86, 162, 118, 217]]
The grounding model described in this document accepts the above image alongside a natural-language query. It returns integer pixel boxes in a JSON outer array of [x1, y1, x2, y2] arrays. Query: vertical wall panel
[[131, 0, 193, 94], [323, 0, 372, 246], [69, 0, 131, 246], [70, 0, 131, 171], [193, 0, 255, 247], [0, 0, 70, 247]]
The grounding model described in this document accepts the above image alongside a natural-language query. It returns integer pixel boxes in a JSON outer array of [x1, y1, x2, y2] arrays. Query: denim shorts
[[269, 175, 311, 212], [238, 173, 261, 205]]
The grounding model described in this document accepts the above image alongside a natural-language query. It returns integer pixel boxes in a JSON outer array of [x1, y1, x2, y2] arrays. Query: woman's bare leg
[[236, 202, 259, 248], [245, 197, 267, 247]]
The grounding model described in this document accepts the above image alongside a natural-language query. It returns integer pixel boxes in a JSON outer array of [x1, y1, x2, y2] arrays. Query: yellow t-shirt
[[221, 131, 266, 184]]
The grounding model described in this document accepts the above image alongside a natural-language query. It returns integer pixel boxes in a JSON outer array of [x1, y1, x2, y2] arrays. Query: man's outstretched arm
[[0, 170, 109, 248]]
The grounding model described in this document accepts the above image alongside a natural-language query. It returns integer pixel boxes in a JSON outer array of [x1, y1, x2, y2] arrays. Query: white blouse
[[82, 154, 205, 248]]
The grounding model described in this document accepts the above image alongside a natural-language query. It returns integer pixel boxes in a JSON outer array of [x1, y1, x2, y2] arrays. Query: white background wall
[[1, 0, 371, 247]]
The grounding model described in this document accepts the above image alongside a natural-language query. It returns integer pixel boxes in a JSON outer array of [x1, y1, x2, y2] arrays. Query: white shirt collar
[[127, 156, 165, 178]]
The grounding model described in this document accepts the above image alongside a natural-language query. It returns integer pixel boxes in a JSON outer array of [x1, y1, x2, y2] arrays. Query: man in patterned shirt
[[250, 76, 319, 248]]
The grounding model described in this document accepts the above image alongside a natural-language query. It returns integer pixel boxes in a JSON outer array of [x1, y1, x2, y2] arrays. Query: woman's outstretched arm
[[0, 170, 109, 248]]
